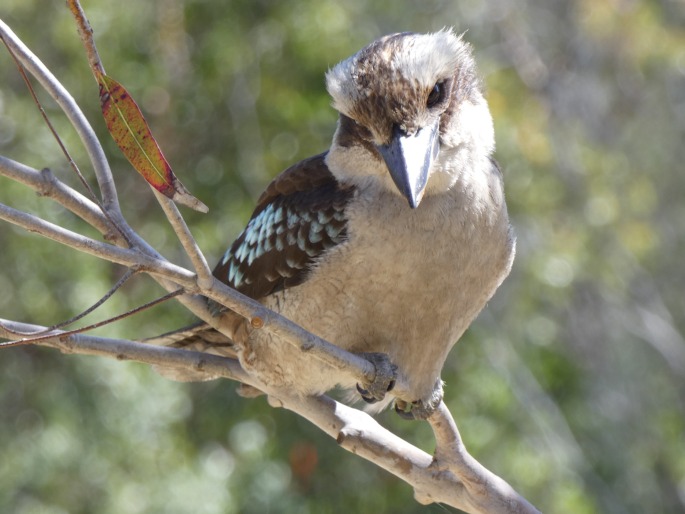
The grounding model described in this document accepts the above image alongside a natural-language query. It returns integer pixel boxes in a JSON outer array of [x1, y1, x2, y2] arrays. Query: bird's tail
[[143, 320, 240, 382]]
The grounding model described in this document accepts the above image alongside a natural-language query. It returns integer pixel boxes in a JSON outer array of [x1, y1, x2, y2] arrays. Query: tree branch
[[0, 319, 539, 514], [427, 402, 541, 513], [152, 189, 214, 287], [0, 18, 118, 212], [1, 15, 388, 394], [0, 319, 248, 382], [0, 190, 384, 391], [0, 201, 195, 286], [0, 156, 114, 238]]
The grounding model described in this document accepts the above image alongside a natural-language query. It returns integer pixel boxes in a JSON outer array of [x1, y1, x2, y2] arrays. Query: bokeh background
[[1, 1, 684, 512]]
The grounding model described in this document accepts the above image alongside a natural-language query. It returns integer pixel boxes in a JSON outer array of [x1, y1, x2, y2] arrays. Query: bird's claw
[[356, 352, 397, 404], [394, 399, 435, 420], [393, 380, 444, 420]]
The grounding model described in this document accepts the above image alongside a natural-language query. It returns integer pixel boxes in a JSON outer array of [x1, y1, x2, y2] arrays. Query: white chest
[[267, 182, 513, 397]]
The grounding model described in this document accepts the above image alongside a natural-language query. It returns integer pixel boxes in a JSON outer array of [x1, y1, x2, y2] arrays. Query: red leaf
[[98, 73, 207, 212]]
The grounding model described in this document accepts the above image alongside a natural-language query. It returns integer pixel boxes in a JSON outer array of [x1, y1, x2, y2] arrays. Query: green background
[[1, 1, 684, 512]]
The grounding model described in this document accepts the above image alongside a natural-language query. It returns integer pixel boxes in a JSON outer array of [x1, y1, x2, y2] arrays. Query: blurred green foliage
[[1, 0, 684, 512]]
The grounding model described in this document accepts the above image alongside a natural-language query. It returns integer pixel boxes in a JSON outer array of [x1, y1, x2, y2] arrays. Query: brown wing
[[212, 152, 355, 300]]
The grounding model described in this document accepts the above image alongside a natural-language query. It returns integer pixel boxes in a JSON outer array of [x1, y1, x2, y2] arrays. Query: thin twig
[[1, 36, 110, 222], [153, 189, 214, 287], [66, 0, 106, 77], [0, 288, 185, 348], [3, 269, 139, 337], [0, 28, 133, 247], [0, 19, 174, 261], [0, 19, 121, 218]]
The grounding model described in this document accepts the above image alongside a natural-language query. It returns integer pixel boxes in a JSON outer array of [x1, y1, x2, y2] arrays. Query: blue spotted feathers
[[212, 153, 355, 300]]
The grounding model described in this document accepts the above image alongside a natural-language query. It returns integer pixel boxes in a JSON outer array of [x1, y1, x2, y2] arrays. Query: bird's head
[[325, 29, 494, 208]]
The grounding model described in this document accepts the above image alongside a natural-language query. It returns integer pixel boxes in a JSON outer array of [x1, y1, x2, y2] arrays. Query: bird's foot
[[355, 352, 397, 404], [394, 399, 435, 420], [393, 380, 444, 420]]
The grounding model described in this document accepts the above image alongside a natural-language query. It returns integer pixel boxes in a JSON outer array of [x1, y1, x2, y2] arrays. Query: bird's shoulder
[[213, 152, 356, 300]]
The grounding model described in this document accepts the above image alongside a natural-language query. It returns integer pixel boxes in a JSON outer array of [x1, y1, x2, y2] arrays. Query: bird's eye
[[426, 81, 445, 108]]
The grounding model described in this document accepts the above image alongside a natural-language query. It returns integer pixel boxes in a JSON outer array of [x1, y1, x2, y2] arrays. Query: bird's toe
[[355, 352, 397, 403], [394, 399, 436, 420], [393, 380, 444, 420]]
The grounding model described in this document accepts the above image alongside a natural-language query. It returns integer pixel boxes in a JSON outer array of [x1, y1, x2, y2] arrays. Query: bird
[[152, 29, 515, 419]]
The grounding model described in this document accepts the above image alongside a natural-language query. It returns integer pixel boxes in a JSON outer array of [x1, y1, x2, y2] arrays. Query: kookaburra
[[158, 29, 515, 418]]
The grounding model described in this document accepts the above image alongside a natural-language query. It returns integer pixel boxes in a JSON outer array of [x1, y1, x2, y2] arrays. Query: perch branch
[[0, 318, 539, 514], [427, 402, 541, 513], [0, 319, 248, 383]]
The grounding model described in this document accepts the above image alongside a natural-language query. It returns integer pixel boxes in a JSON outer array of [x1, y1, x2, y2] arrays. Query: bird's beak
[[377, 120, 440, 208]]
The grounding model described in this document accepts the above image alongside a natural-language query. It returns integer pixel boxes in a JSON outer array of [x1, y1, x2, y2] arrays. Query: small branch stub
[[250, 316, 264, 329]]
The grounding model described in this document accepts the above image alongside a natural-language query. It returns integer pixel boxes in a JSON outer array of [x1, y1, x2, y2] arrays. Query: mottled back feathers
[[213, 153, 355, 300]]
